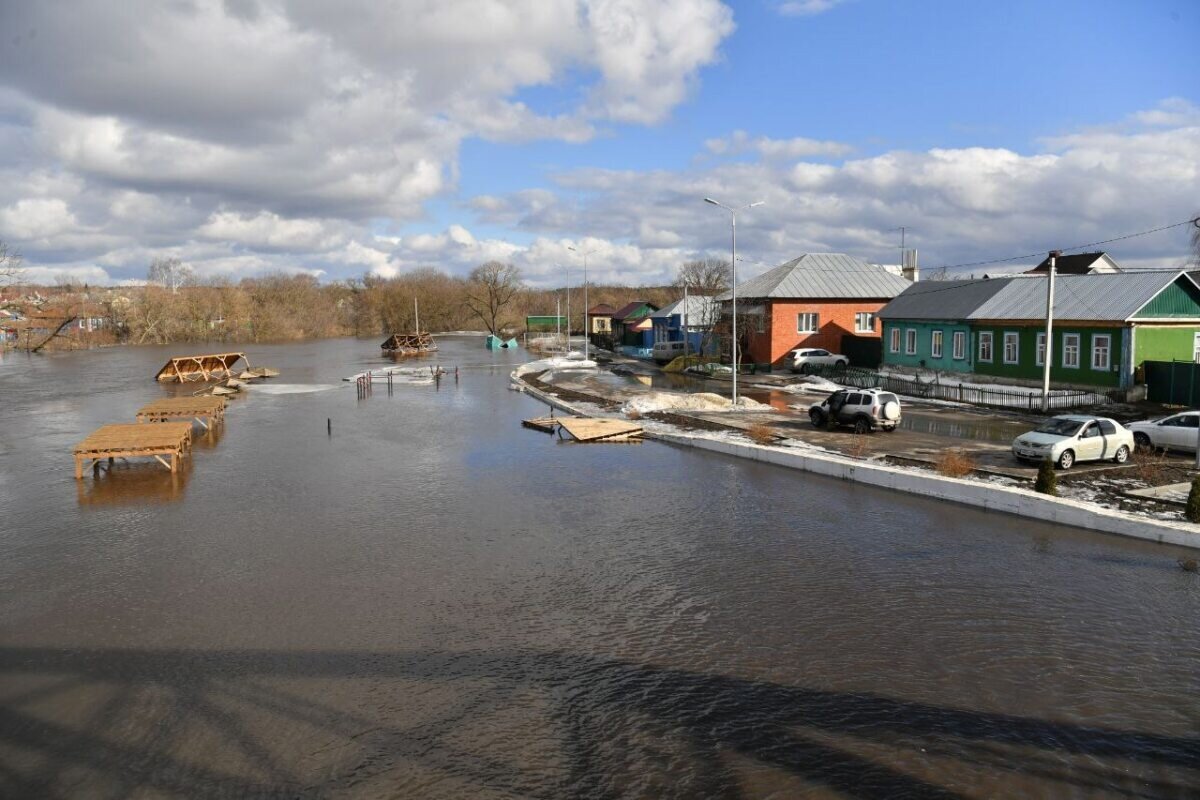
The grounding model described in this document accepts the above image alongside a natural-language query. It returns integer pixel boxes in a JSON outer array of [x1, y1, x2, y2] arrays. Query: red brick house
[[720, 253, 911, 367]]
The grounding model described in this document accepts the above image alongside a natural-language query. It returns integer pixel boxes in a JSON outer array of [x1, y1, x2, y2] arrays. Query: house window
[[1193, 332, 1200, 363], [905, 329, 917, 355], [1036, 332, 1046, 367], [889, 328, 900, 353], [1091, 334, 1111, 371], [931, 330, 943, 358], [1003, 331, 1019, 364], [952, 331, 966, 360], [1063, 333, 1080, 369], [979, 332, 993, 363], [797, 312, 818, 333], [855, 312, 875, 333]]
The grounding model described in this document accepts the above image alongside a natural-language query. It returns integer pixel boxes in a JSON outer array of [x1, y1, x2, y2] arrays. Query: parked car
[[652, 340, 688, 365], [809, 388, 901, 433], [1126, 411, 1200, 453], [1011, 415, 1134, 469], [789, 348, 848, 373]]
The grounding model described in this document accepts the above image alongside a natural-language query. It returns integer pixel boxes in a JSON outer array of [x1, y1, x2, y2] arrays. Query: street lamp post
[[703, 197, 764, 406], [567, 245, 597, 361]]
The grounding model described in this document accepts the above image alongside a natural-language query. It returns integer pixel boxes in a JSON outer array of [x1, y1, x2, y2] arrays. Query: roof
[[586, 304, 615, 316], [1025, 252, 1118, 275], [720, 253, 912, 300], [611, 300, 657, 321], [879, 279, 1015, 321], [972, 272, 1188, 321], [649, 296, 719, 320]]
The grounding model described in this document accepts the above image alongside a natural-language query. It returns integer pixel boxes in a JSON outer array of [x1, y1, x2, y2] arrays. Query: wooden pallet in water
[[556, 417, 644, 443], [73, 422, 193, 478]]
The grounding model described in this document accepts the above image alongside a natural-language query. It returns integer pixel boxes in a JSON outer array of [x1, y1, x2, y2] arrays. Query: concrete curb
[[513, 375, 1200, 550]]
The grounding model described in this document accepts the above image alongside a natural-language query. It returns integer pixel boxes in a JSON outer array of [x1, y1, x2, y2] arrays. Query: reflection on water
[[1, 337, 1198, 798], [899, 412, 1028, 443]]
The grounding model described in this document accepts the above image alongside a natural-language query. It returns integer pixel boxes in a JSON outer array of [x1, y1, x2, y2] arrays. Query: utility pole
[[704, 198, 764, 406], [567, 245, 596, 360], [1041, 250, 1059, 413], [683, 282, 689, 358], [414, 297, 420, 335], [555, 295, 561, 349]]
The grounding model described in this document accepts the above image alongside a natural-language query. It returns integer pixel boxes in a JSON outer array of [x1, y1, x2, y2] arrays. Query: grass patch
[[746, 423, 777, 445], [936, 449, 975, 478]]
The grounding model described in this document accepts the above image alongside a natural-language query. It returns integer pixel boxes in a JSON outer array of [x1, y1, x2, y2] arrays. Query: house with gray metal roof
[[879, 271, 1200, 389], [717, 253, 911, 367]]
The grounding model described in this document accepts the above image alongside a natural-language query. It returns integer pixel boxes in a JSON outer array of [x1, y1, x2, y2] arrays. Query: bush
[[1034, 458, 1058, 496], [936, 449, 975, 478], [1186, 476, 1200, 524], [746, 423, 777, 445]]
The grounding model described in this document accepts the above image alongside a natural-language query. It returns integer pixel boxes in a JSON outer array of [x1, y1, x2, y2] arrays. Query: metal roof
[[878, 278, 1015, 321], [720, 253, 912, 300], [649, 296, 719, 320], [971, 272, 1185, 321], [611, 301, 657, 321]]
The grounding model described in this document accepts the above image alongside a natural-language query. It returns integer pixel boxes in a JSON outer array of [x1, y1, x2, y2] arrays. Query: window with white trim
[[1036, 332, 1046, 367], [905, 329, 917, 355], [1091, 334, 1111, 371], [1063, 333, 1080, 369], [797, 312, 818, 333], [854, 312, 875, 333], [890, 328, 900, 353], [930, 330, 943, 359], [1194, 332, 1200, 363], [978, 332, 993, 362], [952, 331, 966, 360], [1003, 331, 1019, 364]]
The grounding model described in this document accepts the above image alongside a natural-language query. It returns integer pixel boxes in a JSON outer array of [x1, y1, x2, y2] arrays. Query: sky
[[0, 0, 1197, 288]]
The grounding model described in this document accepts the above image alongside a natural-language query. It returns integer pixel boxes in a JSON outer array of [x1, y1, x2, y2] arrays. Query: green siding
[[880, 321, 973, 372], [1133, 278, 1200, 319], [972, 324, 1123, 387], [1134, 326, 1200, 364]]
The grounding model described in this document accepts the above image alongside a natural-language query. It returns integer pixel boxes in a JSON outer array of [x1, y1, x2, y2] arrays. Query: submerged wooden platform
[[155, 352, 247, 383], [556, 417, 644, 443], [135, 396, 226, 428], [381, 333, 437, 355], [73, 422, 193, 478], [522, 416, 560, 433]]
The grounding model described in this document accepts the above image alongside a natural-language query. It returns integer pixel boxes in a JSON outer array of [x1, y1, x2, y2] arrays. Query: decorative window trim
[[1063, 333, 1081, 369], [1091, 334, 1111, 371], [1003, 331, 1019, 365], [1035, 332, 1046, 367], [904, 328, 917, 355], [978, 332, 993, 363], [930, 330, 943, 359], [889, 328, 901, 353], [952, 331, 966, 360]]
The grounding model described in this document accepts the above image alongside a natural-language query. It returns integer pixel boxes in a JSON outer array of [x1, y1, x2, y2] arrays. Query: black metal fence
[[1144, 360, 1200, 406], [802, 364, 1122, 412]]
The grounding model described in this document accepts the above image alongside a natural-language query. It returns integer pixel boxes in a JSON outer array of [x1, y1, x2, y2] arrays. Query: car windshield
[[1034, 418, 1085, 436]]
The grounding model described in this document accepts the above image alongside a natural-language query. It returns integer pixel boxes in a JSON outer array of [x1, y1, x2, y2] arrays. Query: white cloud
[[775, 0, 852, 16], [705, 130, 852, 159]]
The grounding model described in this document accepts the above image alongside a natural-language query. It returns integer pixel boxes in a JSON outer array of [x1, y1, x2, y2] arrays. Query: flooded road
[[1, 337, 1198, 798]]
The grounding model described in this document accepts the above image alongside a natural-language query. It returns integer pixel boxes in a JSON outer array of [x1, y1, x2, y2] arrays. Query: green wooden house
[[880, 271, 1200, 389]]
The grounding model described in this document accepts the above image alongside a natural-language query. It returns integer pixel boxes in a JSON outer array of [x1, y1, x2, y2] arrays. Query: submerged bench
[[73, 422, 193, 478], [135, 396, 226, 429]]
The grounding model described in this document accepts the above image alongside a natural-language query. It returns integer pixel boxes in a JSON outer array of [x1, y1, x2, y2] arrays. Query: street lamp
[[703, 197, 764, 405], [567, 244, 597, 360]]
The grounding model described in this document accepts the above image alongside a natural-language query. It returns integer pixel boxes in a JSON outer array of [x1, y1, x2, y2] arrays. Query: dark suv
[[809, 388, 902, 433]]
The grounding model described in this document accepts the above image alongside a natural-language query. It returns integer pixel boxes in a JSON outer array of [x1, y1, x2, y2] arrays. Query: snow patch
[[622, 392, 775, 415], [513, 356, 597, 377]]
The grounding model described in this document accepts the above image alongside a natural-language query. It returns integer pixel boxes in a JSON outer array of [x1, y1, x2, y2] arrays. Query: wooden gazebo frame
[[155, 352, 247, 383]]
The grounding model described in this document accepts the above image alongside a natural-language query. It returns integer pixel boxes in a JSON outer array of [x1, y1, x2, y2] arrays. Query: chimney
[[902, 248, 916, 283], [902, 248, 919, 282]]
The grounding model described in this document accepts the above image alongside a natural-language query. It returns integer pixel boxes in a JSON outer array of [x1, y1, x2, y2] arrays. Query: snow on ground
[[622, 392, 775, 415], [512, 356, 598, 377], [248, 383, 340, 395], [771, 376, 845, 394]]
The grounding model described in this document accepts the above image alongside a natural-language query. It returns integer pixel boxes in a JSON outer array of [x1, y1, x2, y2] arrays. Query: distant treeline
[[46, 269, 685, 345]]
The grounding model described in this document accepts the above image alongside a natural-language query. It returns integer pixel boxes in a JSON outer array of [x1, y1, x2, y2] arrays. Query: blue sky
[[0, 0, 1197, 285]]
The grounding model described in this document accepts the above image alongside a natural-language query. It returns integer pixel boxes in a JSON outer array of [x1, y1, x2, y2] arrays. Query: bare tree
[[148, 256, 194, 294], [675, 258, 730, 356], [0, 240, 23, 284], [464, 261, 522, 335]]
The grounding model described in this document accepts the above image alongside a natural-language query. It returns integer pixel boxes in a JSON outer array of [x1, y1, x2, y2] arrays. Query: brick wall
[[748, 300, 888, 366]]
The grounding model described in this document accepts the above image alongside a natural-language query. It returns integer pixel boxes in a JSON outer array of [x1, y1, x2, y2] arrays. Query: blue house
[[649, 296, 720, 355]]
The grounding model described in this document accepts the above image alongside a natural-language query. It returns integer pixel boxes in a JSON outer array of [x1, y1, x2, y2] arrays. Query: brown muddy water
[[1, 337, 1198, 799]]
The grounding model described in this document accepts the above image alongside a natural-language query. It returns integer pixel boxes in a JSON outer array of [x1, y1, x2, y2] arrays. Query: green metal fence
[[1144, 360, 1200, 406]]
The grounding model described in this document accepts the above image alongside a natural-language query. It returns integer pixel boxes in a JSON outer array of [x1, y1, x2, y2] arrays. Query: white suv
[[789, 348, 848, 373], [809, 388, 902, 433]]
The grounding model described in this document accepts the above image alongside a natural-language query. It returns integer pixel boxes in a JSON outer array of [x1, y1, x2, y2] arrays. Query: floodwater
[[1, 337, 1198, 799]]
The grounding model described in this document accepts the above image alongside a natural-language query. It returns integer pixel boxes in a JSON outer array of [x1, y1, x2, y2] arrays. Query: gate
[[1144, 360, 1200, 406]]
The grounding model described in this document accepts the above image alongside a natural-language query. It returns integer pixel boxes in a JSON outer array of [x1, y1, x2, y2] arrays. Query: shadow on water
[[75, 460, 193, 507], [1, 646, 1196, 798]]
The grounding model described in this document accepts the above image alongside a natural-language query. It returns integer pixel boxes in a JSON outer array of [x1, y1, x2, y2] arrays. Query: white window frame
[[905, 328, 917, 355], [1003, 331, 1019, 365], [952, 330, 966, 360], [1091, 334, 1111, 371], [1063, 333, 1080, 369], [797, 312, 818, 334], [1036, 332, 1046, 367], [890, 327, 901, 353], [854, 312, 875, 333], [979, 332, 993, 363], [1192, 332, 1200, 363], [930, 330, 943, 359]]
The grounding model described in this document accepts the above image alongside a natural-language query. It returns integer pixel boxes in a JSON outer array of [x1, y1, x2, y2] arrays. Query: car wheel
[[1057, 449, 1075, 470], [809, 409, 825, 427], [1112, 445, 1130, 464], [882, 425, 897, 432], [853, 416, 871, 435], [799, 363, 811, 375], [1133, 432, 1151, 448], [834, 360, 848, 371]]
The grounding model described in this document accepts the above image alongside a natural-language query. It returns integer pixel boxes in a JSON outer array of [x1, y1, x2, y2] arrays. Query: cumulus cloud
[[774, 0, 852, 16], [705, 130, 853, 159]]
